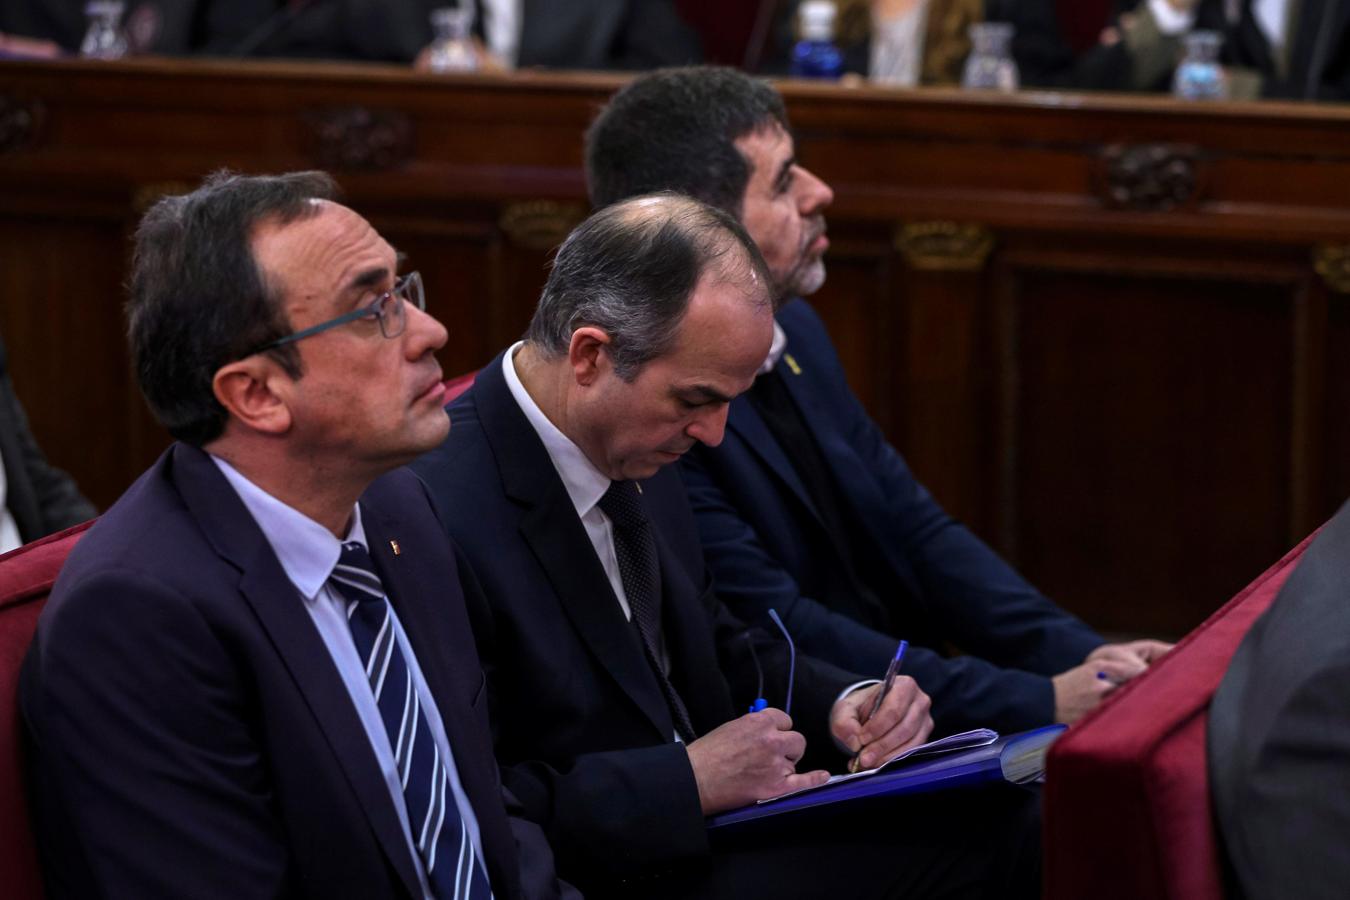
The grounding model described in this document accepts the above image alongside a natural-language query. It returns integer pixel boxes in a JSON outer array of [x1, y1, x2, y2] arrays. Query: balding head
[[525, 192, 772, 381]]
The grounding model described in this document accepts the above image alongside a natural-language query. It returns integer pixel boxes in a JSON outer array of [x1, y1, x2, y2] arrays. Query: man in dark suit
[[412, 193, 1041, 898], [585, 66, 1171, 736], [1071, 0, 1350, 99], [1208, 499, 1350, 900], [0, 333, 95, 551], [20, 171, 573, 899]]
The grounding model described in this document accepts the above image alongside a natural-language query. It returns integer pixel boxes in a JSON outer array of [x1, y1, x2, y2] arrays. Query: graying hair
[[525, 193, 771, 380]]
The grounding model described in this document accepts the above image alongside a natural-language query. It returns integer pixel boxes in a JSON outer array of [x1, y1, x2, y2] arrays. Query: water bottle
[[1172, 31, 1229, 100], [791, 1, 843, 80], [427, 4, 478, 73], [961, 22, 1019, 92], [80, 1, 129, 60]]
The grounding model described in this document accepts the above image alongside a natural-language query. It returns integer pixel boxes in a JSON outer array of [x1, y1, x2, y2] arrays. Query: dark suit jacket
[[410, 353, 858, 892], [1209, 498, 1350, 900], [1072, 0, 1350, 99], [680, 299, 1103, 735], [0, 336, 95, 544], [21, 443, 568, 899]]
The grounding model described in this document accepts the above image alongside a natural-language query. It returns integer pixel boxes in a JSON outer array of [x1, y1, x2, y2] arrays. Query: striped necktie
[[331, 541, 493, 900]]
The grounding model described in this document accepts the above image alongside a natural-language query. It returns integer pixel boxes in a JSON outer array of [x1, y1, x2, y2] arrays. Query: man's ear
[[568, 326, 613, 387], [212, 357, 294, 436]]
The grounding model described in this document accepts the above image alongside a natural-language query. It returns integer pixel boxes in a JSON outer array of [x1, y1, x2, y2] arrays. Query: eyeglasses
[[252, 270, 425, 354]]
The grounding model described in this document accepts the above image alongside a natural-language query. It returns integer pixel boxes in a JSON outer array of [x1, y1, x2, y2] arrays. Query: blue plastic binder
[[707, 724, 1066, 829]]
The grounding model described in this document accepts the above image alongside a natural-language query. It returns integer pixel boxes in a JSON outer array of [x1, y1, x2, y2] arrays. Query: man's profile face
[[576, 270, 773, 481], [250, 201, 450, 472], [734, 123, 834, 303]]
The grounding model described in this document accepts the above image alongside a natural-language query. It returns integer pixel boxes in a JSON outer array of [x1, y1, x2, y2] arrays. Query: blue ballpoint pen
[[850, 639, 908, 773], [747, 609, 796, 713]]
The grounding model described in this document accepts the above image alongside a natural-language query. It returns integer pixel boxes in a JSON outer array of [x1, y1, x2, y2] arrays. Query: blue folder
[[707, 724, 1066, 829]]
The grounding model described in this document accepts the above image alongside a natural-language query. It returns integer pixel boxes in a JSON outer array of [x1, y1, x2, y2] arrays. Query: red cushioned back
[[1043, 529, 1318, 900], [0, 521, 93, 900], [442, 371, 478, 405]]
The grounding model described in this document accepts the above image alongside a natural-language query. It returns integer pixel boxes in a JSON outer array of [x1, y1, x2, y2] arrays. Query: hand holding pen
[[832, 640, 933, 773]]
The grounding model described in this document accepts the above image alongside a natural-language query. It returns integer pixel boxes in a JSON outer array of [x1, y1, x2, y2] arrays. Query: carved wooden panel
[[992, 251, 1302, 636]]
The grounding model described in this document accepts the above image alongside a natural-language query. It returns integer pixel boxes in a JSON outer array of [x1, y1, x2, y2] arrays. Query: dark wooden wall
[[3, 58, 1349, 639]]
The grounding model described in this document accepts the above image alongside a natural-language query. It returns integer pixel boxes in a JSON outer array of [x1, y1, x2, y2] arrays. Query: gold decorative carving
[[1098, 144, 1200, 211], [894, 222, 994, 271], [499, 201, 586, 250], [1314, 244, 1350, 294], [306, 107, 413, 171], [0, 94, 42, 155], [132, 180, 192, 213]]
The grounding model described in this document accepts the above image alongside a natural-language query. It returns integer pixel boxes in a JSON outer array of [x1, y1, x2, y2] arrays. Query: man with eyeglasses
[[20, 170, 576, 900]]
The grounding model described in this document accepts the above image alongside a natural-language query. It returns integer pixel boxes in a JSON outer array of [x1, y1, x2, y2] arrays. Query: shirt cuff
[[1147, 0, 1197, 35], [831, 679, 881, 755]]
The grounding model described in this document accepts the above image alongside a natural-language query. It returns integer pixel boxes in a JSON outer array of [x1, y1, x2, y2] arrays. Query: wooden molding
[[1314, 244, 1350, 294], [305, 106, 413, 171], [1098, 143, 1202, 212], [0, 94, 41, 155], [894, 222, 995, 271], [498, 200, 586, 250]]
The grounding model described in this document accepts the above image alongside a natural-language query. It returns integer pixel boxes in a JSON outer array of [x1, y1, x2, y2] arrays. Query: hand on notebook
[[686, 708, 830, 815], [830, 677, 933, 771]]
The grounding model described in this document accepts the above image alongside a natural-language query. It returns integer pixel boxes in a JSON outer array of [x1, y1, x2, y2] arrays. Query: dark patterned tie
[[597, 481, 697, 743], [331, 542, 493, 900]]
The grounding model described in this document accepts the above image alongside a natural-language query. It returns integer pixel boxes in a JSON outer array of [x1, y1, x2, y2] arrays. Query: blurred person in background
[[1, 0, 702, 68], [761, 0, 1079, 88], [1076, 0, 1350, 100], [0, 333, 95, 553]]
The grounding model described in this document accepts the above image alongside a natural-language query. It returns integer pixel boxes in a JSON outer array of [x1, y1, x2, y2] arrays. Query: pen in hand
[[848, 639, 908, 774]]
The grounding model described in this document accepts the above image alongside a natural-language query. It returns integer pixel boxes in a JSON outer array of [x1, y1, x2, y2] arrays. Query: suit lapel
[[725, 392, 819, 520], [648, 499, 735, 734], [170, 445, 424, 900], [772, 336, 929, 605], [475, 358, 675, 742]]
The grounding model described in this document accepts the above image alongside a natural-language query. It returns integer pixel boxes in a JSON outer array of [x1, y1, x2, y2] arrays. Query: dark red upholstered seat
[[0, 521, 94, 900], [1044, 528, 1319, 900]]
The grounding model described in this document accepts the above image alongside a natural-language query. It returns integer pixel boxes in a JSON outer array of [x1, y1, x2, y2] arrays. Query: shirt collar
[[212, 454, 367, 600], [758, 319, 787, 375], [501, 342, 611, 519]]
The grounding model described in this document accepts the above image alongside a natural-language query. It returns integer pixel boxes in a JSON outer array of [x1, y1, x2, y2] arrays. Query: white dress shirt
[[212, 457, 485, 900], [1252, 0, 1290, 54], [502, 342, 637, 620], [480, 0, 522, 67], [870, 0, 931, 87], [1148, 0, 1289, 50]]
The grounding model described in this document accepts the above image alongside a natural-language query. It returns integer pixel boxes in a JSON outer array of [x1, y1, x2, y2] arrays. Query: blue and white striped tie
[[331, 541, 493, 900]]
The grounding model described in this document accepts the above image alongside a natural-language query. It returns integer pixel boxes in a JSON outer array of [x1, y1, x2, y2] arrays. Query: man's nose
[[795, 164, 834, 215], [686, 405, 730, 448], [405, 302, 448, 356]]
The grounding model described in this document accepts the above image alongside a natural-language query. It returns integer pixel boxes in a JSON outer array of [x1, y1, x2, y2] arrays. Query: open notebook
[[762, 728, 999, 803], [709, 725, 1067, 828]]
